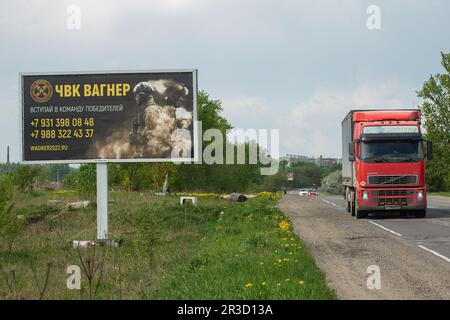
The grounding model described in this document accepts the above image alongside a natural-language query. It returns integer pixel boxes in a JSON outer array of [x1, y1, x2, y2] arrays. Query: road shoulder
[[278, 195, 450, 299]]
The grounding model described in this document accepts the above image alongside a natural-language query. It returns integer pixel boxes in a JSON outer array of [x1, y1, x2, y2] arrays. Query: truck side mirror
[[427, 141, 433, 160], [348, 142, 355, 161]]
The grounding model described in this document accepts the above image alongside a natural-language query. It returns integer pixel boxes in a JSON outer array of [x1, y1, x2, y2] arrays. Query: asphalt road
[[319, 193, 450, 262], [279, 192, 450, 299]]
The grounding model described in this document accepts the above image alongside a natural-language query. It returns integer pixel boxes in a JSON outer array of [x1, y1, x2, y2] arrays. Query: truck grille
[[368, 175, 417, 185], [372, 190, 415, 196], [371, 189, 415, 206], [376, 198, 410, 206]]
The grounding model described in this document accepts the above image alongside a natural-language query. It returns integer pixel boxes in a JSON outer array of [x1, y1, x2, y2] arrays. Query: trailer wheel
[[414, 210, 426, 218]]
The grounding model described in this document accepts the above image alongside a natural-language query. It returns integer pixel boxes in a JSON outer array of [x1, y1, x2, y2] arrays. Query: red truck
[[342, 109, 432, 219]]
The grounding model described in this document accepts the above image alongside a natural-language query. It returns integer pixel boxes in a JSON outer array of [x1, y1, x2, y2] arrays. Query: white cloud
[[276, 80, 417, 157], [221, 95, 269, 124], [217, 80, 417, 158]]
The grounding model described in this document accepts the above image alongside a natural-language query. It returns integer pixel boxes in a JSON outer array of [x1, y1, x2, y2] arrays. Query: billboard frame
[[19, 69, 199, 164]]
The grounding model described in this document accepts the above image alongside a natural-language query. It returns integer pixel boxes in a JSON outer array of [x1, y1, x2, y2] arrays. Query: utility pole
[[7, 146, 9, 164]]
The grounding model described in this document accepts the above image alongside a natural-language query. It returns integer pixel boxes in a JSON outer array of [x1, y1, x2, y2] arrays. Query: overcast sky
[[1, 0, 449, 162]]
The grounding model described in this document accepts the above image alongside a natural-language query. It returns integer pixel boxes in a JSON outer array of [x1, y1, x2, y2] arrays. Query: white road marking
[[330, 202, 337, 206], [321, 199, 330, 204], [368, 220, 402, 237], [417, 245, 450, 263]]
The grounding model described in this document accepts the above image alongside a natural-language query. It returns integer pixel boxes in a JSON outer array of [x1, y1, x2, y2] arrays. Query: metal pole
[[96, 163, 108, 240]]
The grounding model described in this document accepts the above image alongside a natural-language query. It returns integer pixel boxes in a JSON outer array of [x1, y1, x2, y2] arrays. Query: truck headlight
[[362, 191, 369, 201], [417, 190, 424, 201]]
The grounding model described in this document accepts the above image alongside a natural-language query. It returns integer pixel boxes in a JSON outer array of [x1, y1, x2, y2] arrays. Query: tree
[[171, 91, 235, 192], [197, 90, 232, 135], [417, 52, 450, 191], [64, 164, 96, 197], [46, 164, 72, 182], [14, 165, 45, 192], [319, 170, 344, 195], [289, 162, 323, 189]]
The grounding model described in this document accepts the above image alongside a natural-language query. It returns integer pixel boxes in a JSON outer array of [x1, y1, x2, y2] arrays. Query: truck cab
[[342, 110, 432, 219]]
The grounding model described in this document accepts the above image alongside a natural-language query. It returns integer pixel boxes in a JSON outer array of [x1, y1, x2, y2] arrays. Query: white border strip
[[418, 244, 450, 263], [368, 220, 402, 237]]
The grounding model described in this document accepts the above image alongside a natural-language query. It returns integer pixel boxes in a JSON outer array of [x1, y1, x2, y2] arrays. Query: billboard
[[287, 172, 294, 181], [20, 70, 198, 163]]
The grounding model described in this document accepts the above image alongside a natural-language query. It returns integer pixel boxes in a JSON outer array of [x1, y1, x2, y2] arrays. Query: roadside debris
[[180, 196, 197, 205], [73, 240, 96, 249], [229, 193, 248, 202], [221, 193, 256, 200], [65, 201, 91, 210], [73, 239, 121, 248]]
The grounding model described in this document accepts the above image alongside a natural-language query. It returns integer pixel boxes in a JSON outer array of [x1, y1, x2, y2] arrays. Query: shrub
[[0, 176, 23, 254], [319, 170, 344, 195], [64, 164, 96, 197]]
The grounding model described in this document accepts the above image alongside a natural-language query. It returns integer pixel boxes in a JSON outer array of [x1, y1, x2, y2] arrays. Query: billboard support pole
[[96, 163, 108, 240]]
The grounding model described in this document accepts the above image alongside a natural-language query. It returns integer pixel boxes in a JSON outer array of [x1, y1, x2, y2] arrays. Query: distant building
[[281, 154, 341, 167]]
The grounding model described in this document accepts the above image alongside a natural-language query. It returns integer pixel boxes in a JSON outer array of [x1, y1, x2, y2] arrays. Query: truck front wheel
[[354, 196, 368, 219], [414, 210, 426, 218], [356, 208, 368, 219]]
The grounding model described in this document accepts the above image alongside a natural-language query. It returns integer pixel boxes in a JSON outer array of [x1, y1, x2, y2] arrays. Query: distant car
[[299, 189, 309, 196], [308, 189, 318, 196]]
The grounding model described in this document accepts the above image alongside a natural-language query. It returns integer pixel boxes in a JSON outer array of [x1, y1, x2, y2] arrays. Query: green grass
[[429, 192, 450, 197], [0, 190, 335, 300]]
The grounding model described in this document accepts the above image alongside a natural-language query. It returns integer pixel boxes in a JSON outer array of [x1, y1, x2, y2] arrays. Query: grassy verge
[[0, 191, 335, 300], [429, 192, 450, 197]]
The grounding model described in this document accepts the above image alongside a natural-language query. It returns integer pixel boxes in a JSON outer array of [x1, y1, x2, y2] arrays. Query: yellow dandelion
[[298, 280, 305, 285], [262, 282, 267, 286], [244, 283, 254, 288], [278, 220, 290, 231]]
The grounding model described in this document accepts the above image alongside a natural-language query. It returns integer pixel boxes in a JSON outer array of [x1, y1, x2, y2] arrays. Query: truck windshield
[[361, 141, 424, 163]]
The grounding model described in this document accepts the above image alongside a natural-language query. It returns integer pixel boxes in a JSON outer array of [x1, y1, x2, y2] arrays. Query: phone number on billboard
[[30, 117, 95, 128], [30, 129, 94, 139]]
